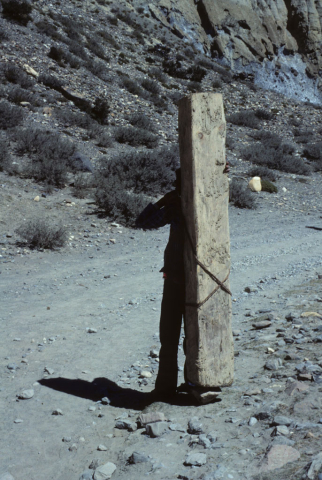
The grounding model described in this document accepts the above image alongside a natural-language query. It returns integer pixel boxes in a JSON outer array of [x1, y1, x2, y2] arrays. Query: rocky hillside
[[152, 0, 322, 103]]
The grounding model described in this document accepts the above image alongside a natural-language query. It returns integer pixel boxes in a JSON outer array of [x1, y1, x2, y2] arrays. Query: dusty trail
[[1, 200, 322, 479]]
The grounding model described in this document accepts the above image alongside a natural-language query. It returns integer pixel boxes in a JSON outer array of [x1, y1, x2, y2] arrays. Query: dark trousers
[[155, 278, 185, 393]]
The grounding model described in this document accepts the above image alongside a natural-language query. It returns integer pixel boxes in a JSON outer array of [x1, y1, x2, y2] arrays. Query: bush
[[141, 78, 160, 95], [114, 126, 158, 148], [183, 46, 195, 60], [85, 59, 111, 81], [0, 136, 11, 171], [186, 64, 207, 82], [229, 178, 256, 209], [38, 73, 63, 91], [212, 78, 223, 89], [187, 81, 202, 92], [69, 42, 89, 61], [48, 46, 81, 69], [3, 64, 34, 89], [195, 56, 213, 70], [127, 113, 156, 133], [7, 85, 39, 106], [71, 173, 92, 199], [247, 166, 277, 182], [122, 77, 148, 98], [149, 67, 167, 83], [242, 143, 311, 175], [302, 142, 322, 171], [96, 176, 147, 226], [0, 24, 8, 42], [91, 97, 110, 124], [96, 131, 113, 148], [97, 29, 120, 49], [1, 0, 32, 25], [0, 100, 24, 129], [56, 109, 94, 130], [16, 127, 76, 185], [86, 35, 109, 60], [16, 219, 67, 250], [255, 108, 273, 120], [97, 146, 178, 196], [227, 110, 259, 129], [35, 20, 64, 41], [261, 179, 278, 193], [294, 128, 315, 144]]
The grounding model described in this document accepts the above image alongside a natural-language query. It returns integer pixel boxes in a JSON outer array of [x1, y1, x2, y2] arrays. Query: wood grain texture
[[178, 93, 234, 387]]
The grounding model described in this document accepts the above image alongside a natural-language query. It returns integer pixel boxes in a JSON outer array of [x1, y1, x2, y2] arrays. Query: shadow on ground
[[38, 377, 199, 410]]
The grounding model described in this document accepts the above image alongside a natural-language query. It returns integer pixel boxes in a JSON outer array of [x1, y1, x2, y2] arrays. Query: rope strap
[[184, 216, 232, 309]]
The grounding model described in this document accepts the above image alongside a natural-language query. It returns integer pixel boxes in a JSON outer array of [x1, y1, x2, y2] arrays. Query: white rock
[[94, 462, 116, 480], [14, 419, 23, 423], [18, 389, 34, 399], [248, 176, 262, 192], [86, 328, 97, 333], [23, 64, 38, 77], [307, 452, 322, 479], [34, 196, 40, 202], [97, 444, 108, 451], [139, 371, 152, 378], [184, 452, 207, 466], [52, 409, 63, 416]]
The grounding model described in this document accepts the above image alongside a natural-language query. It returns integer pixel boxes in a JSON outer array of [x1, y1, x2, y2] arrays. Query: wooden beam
[[179, 93, 234, 387]]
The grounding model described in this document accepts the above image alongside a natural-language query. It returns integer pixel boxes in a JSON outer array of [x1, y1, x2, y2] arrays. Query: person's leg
[[155, 279, 185, 394]]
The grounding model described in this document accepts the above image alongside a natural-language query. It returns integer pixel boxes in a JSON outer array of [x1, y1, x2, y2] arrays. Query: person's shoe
[[189, 386, 221, 405]]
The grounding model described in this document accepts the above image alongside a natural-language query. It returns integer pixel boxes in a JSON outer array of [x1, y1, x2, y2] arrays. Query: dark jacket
[[135, 199, 184, 278]]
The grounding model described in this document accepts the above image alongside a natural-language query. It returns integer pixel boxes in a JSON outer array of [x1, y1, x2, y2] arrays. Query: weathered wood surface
[[178, 93, 234, 387]]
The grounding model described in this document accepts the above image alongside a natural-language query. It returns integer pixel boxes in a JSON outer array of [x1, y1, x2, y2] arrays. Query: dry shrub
[[16, 219, 67, 250]]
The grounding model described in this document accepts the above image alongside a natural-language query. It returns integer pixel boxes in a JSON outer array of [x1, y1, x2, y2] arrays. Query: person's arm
[[135, 190, 178, 230]]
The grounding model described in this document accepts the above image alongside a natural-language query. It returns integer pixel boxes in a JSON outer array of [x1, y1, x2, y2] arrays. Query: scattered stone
[[128, 452, 149, 464], [272, 416, 293, 426], [150, 349, 159, 358], [248, 177, 262, 192], [169, 423, 186, 432], [86, 328, 97, 333], [14, 418, 23, 423], [93, 462, 116, 480], [260, 445, 300, 472], [89, 460, 99, 470], [139, 370, 152, 378], [188, 417, 204, 434], [198, 434, 212, 449], [79, 470, 93, 480], [145, 421, 168, 437], [62, 437, 72, 443], [301, 312, 322, 318], [115, 419, 137, 432], [285, 381, 310, 396], [245, 286, 258, 293], [249, 417, 258, 426], [298, 373, 313, 381], [264, 359, 282, 370], [52, 409, 63, 416], [34, 196, 40, 202], [306, 452, 322, 479], [252, 321, 272, 329], [18, 389, 34, 399], [272, 425, 290, 436], [7, 363, 17, 371], [23, 64, 38, 77], [44, 367, 54, 375], [110, 239, 116, 244], [272, 436, 295, 447], [184, 452, 207, 466], [97, 445, 108, 451], [69, 443, 77, 452], [138, 412, 166, 426]]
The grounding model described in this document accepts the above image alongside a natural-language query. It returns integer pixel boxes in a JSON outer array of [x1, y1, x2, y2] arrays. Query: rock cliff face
[[150, 0, 322, 101]]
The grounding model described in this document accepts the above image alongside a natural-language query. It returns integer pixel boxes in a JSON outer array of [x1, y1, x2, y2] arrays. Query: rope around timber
[[183, 216, 232, 309]]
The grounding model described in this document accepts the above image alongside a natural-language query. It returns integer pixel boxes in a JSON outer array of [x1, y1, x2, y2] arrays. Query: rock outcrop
[[150, 0, 322, 100]]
